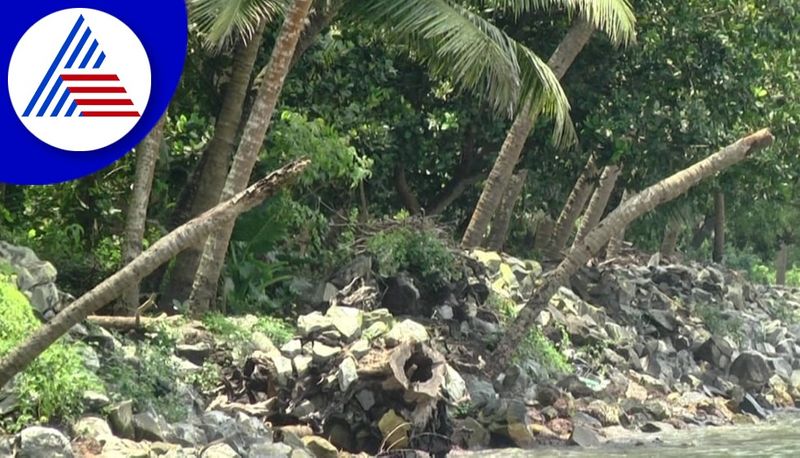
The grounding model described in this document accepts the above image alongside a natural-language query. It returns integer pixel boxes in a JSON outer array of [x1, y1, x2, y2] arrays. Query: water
[[454, 414, 800, 457]]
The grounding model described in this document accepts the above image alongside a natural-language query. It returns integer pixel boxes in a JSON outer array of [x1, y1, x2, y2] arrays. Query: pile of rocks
[[0, 241, 66, 320], [4, 241, 800, 457]]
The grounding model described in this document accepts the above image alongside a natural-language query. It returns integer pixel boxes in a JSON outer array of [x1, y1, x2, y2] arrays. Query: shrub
[[254, 316, 295, 346], [0, 277, 103, 432], [367, 226, 459, 288]]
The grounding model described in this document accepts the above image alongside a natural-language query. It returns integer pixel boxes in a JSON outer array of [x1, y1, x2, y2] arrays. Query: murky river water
[[454, 413, 800, 457]]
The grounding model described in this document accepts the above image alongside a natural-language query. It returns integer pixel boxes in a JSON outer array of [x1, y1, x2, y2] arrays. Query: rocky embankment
[[2, 242, 800, 457]]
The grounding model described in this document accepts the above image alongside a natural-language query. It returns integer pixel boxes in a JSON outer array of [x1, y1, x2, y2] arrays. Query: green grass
[[0, 276, 103, 432], [254, 316, 295, 346]]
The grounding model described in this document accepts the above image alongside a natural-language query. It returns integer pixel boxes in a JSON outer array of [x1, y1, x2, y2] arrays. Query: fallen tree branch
[[488, 129, 774, 376], [0, 159, 311, 388]]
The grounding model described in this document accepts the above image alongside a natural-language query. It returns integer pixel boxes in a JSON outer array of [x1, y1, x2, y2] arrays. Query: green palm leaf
[[483, 0, 636, 45], [189, 0, 287, 49], [346, 0, 575, 145]]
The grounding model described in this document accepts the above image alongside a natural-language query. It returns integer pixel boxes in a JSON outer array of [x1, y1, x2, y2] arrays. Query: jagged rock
[[73, 416, 112, 439], [558, 375, 595, 398], [356, 389, 376, 410], [311, 342, 341, 362], [569, 425, 600, 447], [443, 364, 469, 403], [247, 442, 293, 458], [363, 321, 390, 340], [98, 436, 150, 458], [134, 411, 171, 442], [293, 354, 313, 377], [172, 422, 208, 447], [326, 305, 363, 341], [175, 343, 213, 366], [350, 339, 371, 359], [641, 421, 674, 433], [81, 390, 111, 412], [505, 400, 534, 447], [363, 308, 393, 328], [0, 389, 19, 416], [298, 312, 335, 337], [730, 351, 772, 391], [201, 410, 239, 442], [740, 393, 769, 419], [451, 417, 490, 449], [586, 399, 621, 426], [472, 250, 503, 271], [302, 436, 338, 458], [383, 274, 420, 316], [281, 339, 303, 358], [108, 400, 135, 439], [385, 319, 429, 346], [17, 426, 73, 458], [202, 443, 241, 458], [291, 399, 317, 418], [337, 357, 358, 391]]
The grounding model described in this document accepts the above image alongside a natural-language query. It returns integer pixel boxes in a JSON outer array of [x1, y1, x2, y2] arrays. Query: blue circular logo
[[2, 1, 187, 184]]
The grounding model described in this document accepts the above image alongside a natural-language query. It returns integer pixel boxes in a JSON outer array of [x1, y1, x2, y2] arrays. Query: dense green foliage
[[0, 278, 102, 432]]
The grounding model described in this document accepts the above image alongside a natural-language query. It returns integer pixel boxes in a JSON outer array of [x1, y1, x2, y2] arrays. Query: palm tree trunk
[[188, 0, 313, 315], [660, 217, 682, 257], [691, 212, 714, 250], [163, 26, 267, 306], [488, 129, 773, 376], [120, 115, 167, 314], [546, 153, 598, 258], [533, 216, 555, 253], [0, 160, 310, 389], [572, 164, 621, 247], [461, 19, 594, 248], [487, 169, 528, 251], [713, 189, 726, 263], [394, 165, 422, 215], [605, 189, 630, 258]]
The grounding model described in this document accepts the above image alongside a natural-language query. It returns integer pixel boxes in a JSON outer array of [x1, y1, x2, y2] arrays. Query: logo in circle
[[8, 8, 151, 152]]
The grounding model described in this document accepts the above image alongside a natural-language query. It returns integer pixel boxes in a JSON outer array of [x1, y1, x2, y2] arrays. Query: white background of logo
[[8, 8, 151, 152]]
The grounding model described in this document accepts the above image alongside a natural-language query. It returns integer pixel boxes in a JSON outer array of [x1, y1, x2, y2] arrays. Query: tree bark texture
[[486, 169, 528, 251], [120, 115, 166, 314], [776, 242, 789, 285], [0, 159, 310, 389], [572, 164, 621, 247], [713, 189, 726, 263], [461, 20, 594, 248], [188, 0, 313, 315], [605, 189, 630, 258], [488, 129, 773, 376], [394, 165, 422, 215], [546, 153, 599, 258], [660, 217, 683, 257], [163, 25, 267, 306]]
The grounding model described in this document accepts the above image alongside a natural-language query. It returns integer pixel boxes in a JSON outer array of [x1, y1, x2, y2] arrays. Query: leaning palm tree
[[460, 0, 636, 248], [186, 0, 596, 314], [162, 0, 286, 305]]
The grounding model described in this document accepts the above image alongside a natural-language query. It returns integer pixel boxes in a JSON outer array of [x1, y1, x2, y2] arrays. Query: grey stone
[[81, 390, 110, 412], [730, 351, 772, 391], [201, 443, 240, 458], [385, 319, 429, 346], [326, 305, 363, 341], [73, 415, 112, 439], [311, 342, 341, 362], [171, 422, 208, 447], [337, 357, 358, 391], [293, 354, 313, 377], [694, 336, 734, 369], [356, 390, 375, 410], [108, 400, 135, 439], [17, 426, 73, 458], [349, 339, 371, 359], [569, 425, 601, 447], [382, 274, 420, 316], [444, 364, 469, 403], [134, 411, 171, 442], [201, 411, 238, 442], [281, 339, 303, 358], [248, 442, 292, 458], [297, 312, 334, 337], [641, 421, 675, 433], [176, 343, 213, 366]]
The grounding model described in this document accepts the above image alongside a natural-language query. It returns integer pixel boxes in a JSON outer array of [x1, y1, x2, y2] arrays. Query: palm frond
[[346, 0, 575, 146], [483, 0, 636, 45], [189, 0, 287, 49]]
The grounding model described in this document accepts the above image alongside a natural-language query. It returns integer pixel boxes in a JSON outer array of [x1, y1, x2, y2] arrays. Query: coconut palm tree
[[460, 0, 636, 249], [185, 0, 631, 313]]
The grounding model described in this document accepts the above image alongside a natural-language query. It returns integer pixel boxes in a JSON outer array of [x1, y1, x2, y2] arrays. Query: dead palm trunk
[[188, 0, 313, 315], [0, 160, 310, 389], [776, 242, 789, 285], [713, 189, 726, 263], [605, 189, 630, 258], [572, 164, 621, 247], [660, 217, 682, 257], [488, 129, 773, 376], [163, 26, 267, 306], [533, 215, 555, 253], [120, 115, 167, 314], [486, 169, 528, 251], [546, 153, 598, 258], [461, 20, 594, 248]]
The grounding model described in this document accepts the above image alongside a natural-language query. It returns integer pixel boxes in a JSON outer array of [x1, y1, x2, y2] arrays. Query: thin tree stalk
[[488, 129, 774, 376], [572, 164, 621, 247], [546, 153, 599, 258], [0, 160, 310, 389]]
